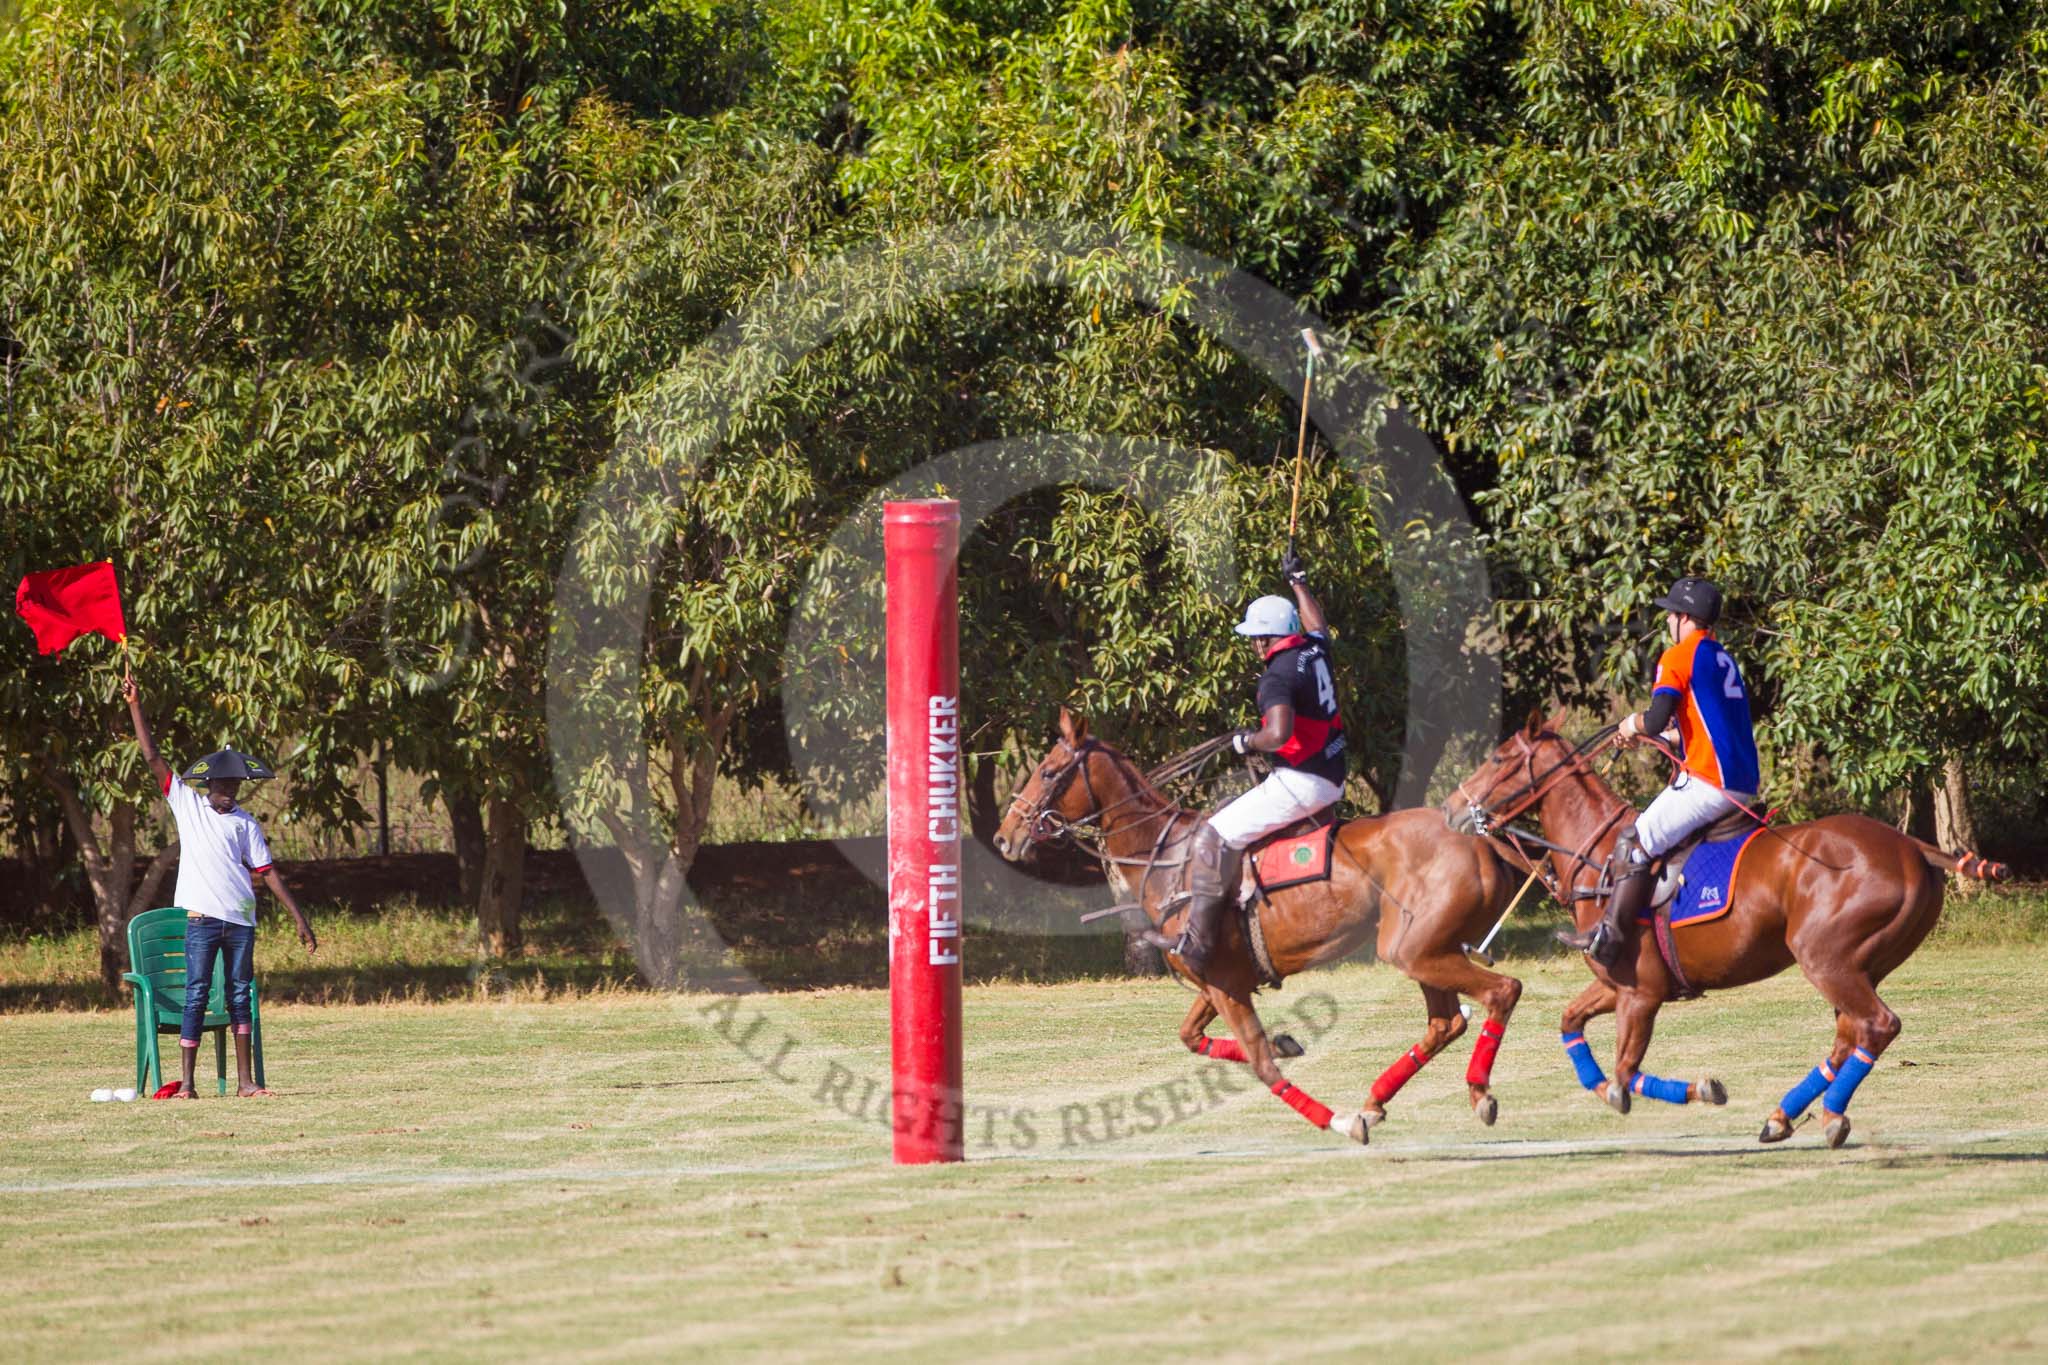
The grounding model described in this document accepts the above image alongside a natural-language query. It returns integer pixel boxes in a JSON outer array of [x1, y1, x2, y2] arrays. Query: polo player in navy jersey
[[1148, 548, 1347, 974]]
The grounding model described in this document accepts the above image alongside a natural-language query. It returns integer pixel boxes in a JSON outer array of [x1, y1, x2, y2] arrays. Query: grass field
[[5, 940, 2047, 1362]]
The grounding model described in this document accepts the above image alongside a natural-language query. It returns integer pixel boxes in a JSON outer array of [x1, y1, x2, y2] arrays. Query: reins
[[1632, 732, 1841, 869], [1006, 731, 1241, 855], [1006, 739, 1190, 863], [1454, 727, 1629, 902], [1459, 722, 1843, 897], [1005, 731, 1276, 931]]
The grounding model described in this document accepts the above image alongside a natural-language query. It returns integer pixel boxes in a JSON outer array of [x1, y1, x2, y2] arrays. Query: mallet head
[[1300, 329, 1324, 360]]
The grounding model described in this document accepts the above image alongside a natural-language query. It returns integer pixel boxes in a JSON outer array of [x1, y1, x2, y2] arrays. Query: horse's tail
[[1912, 838, 2012, 883]]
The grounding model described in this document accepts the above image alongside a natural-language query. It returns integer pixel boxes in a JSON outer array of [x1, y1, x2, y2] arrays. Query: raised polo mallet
[[1287, 329, 1324, 553]]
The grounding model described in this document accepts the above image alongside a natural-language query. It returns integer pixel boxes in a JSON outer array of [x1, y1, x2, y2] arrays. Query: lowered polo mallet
[[1287, 329, 1324, 552], [1463, 865, 1544, 967]]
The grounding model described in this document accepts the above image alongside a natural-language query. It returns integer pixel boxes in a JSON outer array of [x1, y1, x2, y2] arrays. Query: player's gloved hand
[[1281, 547, 1308, 585], [1230, 728, 1259, 756]]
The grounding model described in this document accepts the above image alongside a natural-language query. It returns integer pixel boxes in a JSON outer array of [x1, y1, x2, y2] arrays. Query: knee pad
[[1190, 821, 1241, 896], [1612, 826, 1652, 878], [1194, 821, 1237, 865]]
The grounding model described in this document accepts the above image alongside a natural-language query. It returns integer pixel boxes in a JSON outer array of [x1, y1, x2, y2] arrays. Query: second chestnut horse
[[1448, 709, 2007, 1147], [994, 710, 1523, 1145]]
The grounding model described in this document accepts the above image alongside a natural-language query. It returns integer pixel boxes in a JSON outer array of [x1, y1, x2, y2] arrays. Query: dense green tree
[[1371, 1, 2048, 826], [8, 0, 2046, 984]]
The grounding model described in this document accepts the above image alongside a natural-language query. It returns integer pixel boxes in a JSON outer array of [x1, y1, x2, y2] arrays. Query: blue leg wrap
[[1631, 1072, 1692, 1105], [1562, 1032, 1606, 1091], [1822, 1048, 1876, 1115], [1778, 1059, 1834, 1119]]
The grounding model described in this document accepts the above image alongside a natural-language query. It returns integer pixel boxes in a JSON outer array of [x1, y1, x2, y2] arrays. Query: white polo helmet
[[1234, 595, 1300, 637]]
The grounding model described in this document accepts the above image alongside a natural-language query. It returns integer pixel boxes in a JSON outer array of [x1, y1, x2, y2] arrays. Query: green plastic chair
[[123, 907, 265, 1096]]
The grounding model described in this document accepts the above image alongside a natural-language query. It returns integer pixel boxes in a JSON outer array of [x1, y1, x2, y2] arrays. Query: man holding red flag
[[18, 558, 314, 1095], [123, 676, 317, 1097]]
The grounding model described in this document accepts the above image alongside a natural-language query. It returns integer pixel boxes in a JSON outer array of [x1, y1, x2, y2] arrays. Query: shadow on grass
[[10, 879, 2037, 1014], [0, 883, 1137, 1012]]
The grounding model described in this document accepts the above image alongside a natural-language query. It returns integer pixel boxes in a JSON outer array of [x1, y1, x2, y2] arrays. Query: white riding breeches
[[1207, 768, 1344, 850], [1634, 773, 1755, 857]]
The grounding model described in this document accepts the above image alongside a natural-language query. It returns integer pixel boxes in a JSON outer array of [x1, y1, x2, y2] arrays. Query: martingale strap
[[1244, 896, 1282, 990], [1651, 901, 1701, 1000]]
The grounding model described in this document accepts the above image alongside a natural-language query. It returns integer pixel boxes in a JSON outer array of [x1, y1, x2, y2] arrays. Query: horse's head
[[992, 708, 1109, 862], [1444, 706, 1579, 835]]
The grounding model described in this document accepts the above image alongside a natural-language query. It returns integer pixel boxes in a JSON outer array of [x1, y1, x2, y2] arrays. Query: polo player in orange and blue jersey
[[1558, 575, 1760, 966]]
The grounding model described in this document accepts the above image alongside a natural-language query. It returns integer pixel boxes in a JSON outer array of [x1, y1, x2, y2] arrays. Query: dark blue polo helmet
[[1652, 576, 1723, 626]]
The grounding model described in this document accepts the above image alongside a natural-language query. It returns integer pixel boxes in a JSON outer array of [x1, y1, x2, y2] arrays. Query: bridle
[[1004, 736, 1105, 850], [1450, 726, 1629, 904], [1004, 736, 1184, 860]]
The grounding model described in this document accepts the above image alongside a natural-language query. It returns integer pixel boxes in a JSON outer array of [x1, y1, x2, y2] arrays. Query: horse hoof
[[1273, 1033, 1305, 1059], [1824, 1112, 1851, 1150], [1603, 1081, 1631, 1116], [1695, 1078, 1727, 1106], [1329, 1111, 1370, 1145], [1758, 1114, 1793, 1144], [1361, 1103, 1388, 1129], [1473, 1093, 1498, 1127]]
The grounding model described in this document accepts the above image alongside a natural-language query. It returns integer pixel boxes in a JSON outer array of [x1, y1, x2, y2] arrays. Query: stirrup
[[1557, 923, 1623, 965], [1142, 928, 1182, 953]]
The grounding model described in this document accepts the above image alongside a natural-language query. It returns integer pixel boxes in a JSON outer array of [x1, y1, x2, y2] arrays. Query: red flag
[[15, 561, 127, 655]]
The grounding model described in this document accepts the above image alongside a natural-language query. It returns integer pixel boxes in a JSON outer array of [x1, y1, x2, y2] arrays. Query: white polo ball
[[90, 1088, 114, 1102], [114, 1088, 137, 1103]]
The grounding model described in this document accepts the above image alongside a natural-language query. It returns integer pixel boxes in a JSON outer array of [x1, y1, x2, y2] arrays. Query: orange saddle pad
[[1251, 823, 1339, 893]]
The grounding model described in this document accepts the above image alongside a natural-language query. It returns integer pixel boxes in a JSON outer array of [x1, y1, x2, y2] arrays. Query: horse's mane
[[1089, 738, 1184, 814]]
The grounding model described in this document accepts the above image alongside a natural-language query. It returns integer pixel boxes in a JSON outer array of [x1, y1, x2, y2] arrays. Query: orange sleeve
[[1652, 640, 1690, 698]]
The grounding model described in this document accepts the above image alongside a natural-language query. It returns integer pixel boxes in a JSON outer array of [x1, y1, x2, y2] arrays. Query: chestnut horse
[[1448, 709, 2008, 1147], [993, 709, 1523, 1145]]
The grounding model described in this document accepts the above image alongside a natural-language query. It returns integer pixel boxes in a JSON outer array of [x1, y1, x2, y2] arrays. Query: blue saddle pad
[[1663, 828, 1763, 927]]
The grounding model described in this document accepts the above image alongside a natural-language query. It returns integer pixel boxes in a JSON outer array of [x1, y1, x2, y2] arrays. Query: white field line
[[2, 1126, 2042, 1195]]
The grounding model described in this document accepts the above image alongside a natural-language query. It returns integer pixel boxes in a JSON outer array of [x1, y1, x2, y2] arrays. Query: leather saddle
[[1648, 806, 1763, 908], [1233, 810, 1346, 906]]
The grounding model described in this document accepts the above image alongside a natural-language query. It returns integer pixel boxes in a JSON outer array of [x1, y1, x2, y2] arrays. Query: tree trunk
[[44, 766, 140, 990], [13, 795, 70, 923], [1897, 780, 1934, 840], [1933, 757, 1981, 897], [478, 797, 526, 958], [1933, 756, 1979, 853], [968, 754, 1002, 845], [375, 743, 391, 856], [581, 692, 738, 991], [596, 806, 689, 989], [128, 842, 181, 918], [446, 789, 486, 907]]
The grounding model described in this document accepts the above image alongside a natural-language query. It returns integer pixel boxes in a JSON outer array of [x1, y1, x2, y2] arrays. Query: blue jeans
[[181, 914, 255, 1043]]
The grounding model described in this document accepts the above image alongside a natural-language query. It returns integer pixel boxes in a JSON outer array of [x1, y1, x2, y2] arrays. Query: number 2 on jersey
[[1719, 654, 1744, 700]]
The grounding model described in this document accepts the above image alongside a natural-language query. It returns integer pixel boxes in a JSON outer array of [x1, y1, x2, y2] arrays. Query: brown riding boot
[[1145, 824, 1241, 974]]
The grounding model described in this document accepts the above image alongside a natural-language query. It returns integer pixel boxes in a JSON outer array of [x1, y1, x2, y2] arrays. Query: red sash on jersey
[[1277, 713, 1344, 767], [1261, 633, 1312, 660]]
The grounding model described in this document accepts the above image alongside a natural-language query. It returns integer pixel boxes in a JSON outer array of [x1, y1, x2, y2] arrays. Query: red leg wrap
[[1271, 1080, 1334, 1129], [1370, 1045, 1428, 1105], [1465, 1018, 1506, 1088], [1195, 1036, 1248, 1063]]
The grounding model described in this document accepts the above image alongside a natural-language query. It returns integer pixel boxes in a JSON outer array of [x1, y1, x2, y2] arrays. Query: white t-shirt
[[162, 772, 274, 926]]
